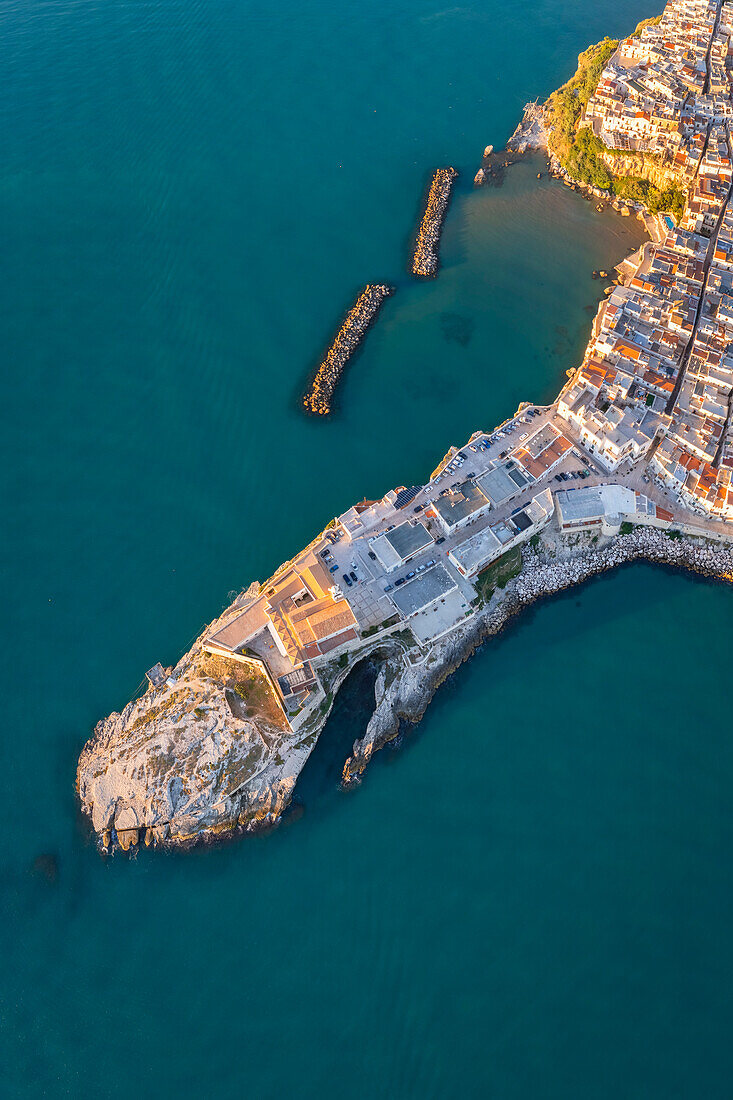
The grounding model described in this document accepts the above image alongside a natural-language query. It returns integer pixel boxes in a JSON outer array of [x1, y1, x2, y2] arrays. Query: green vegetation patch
[[612, 173, 685, 218], [619, 521, 635, 536], [544, 20, 684, 219], [474, 547, 523, 604], [545, 37, 619, 170]]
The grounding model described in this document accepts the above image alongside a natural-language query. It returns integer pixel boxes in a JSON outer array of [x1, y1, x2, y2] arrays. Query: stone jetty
[[410, 167, 458, 278], [302, 284, 393, 416]]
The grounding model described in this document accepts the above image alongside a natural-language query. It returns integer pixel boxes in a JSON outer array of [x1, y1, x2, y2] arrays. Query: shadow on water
[[289, 657, 381, 817]]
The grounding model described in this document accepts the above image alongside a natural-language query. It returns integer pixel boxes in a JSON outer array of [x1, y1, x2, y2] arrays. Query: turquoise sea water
[[4, 0, 733, 1096]]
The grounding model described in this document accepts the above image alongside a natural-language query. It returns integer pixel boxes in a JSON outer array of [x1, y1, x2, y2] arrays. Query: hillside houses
[[583, 0, 727, 177]]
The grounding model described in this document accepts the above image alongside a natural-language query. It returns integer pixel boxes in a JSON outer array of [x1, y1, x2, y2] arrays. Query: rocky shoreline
[[410, 167, 458, 277], [476, 100, 652, 224], [302, 283, 393, 416], [341, 527, 733, 785]]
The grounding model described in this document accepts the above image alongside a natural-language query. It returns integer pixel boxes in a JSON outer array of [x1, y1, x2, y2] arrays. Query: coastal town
[[78, 0, 733, 854]]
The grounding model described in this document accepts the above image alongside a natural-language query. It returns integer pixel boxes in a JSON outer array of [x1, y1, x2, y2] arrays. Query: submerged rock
[[32, 853, 58, 884]]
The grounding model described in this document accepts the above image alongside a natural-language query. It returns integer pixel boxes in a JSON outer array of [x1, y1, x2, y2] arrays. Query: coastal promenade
[[77, 0, 733, 855]]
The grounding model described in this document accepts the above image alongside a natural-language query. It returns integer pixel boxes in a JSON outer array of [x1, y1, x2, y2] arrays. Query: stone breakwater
[[302, 284, 393, 416], [341, 527, 733, 785], [410, 167, 458, 278], [506, 101, 547, 154]]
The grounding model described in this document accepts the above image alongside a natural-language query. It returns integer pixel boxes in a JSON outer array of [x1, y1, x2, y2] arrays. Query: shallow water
[[5, 1, 733, 1097]]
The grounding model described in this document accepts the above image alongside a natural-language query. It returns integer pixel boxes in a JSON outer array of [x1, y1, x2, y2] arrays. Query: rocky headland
[[77, 3, 733, 856]]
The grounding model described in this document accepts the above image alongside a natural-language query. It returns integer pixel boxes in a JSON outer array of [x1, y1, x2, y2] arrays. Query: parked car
[[342, 574, 352, 587], [394, 578, 406, 587], [426, 559, 436, 568], [384, 584, 394, 592], [436, 537, 445, 545], [329, 564, 339, 573], [349, 571, 358, 582], [319, 548, 330, 558], [368, 550, 377, 560], [406, 571, 416, 580]]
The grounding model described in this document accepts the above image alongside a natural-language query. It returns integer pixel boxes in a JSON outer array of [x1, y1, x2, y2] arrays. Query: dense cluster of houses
[[558, 225, 698, 471], [555, 0, 733, 520], [651, 198, 733, 515], [584, 0, 732, 178]]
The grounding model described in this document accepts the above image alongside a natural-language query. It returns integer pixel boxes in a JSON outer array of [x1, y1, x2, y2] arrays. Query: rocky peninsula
[[77, 0, 733, 855]]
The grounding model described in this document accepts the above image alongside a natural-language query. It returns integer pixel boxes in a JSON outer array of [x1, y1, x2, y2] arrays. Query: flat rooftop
[[556, 487, 605, 524], [433, 480, 490, 528], [390, 564, 457, 617], [512, 510, 533, 533], [556, 484, 637, 524], [387, 521, 433, 559], [477, 464, 528, 505], [491, 521, 515, 545], [449, 526, 502, 574], [372, 521, 433, 570]]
